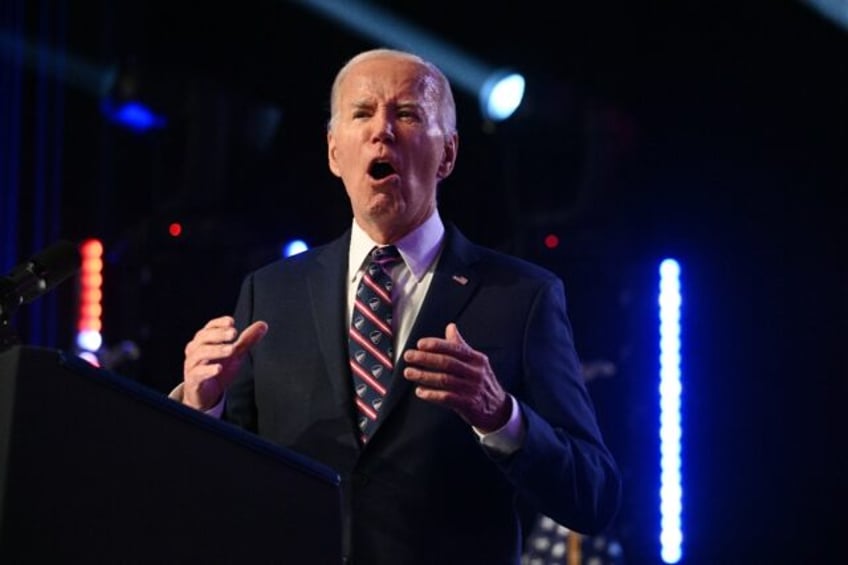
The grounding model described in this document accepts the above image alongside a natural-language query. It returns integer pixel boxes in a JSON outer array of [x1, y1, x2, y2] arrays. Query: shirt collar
[[348, 211, 445, 282]]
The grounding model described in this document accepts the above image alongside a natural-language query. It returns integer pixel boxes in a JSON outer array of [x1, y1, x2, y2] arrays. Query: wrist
[[184, 379, 223, 411], [476, 394, 513, 434]]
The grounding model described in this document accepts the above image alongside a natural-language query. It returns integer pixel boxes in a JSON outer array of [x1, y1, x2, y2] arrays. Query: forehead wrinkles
[[343, 68, 438, 107], [342, 70, 443, 134]]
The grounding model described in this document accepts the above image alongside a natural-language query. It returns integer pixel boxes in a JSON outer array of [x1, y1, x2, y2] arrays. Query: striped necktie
[[348, 245, 402, 443]]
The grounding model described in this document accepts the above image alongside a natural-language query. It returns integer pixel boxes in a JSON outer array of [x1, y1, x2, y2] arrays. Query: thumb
[[233, 321, 269, 356], [445, 322, 465, 344]]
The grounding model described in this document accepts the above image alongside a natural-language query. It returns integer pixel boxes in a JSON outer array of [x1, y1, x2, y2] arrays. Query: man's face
[[327, 56, 457, 243]]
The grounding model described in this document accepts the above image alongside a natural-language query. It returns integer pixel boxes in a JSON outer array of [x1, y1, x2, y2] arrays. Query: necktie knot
[[370, 245, 401, 268]]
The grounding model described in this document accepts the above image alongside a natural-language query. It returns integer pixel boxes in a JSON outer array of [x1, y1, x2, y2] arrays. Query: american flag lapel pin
[[452, 274, 469, 285]]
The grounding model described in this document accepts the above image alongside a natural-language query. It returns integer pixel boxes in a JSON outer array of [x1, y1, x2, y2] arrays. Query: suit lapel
[[307, 232, 357, 433]]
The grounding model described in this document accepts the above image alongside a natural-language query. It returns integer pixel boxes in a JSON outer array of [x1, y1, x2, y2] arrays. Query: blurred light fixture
[[99, 61, 169, 133], [76, 238, 104, 357], [480, 71, 526, 122], [282, 239, 309, 258], [168, 222, 183, 238], [100, 98, 167, 133]]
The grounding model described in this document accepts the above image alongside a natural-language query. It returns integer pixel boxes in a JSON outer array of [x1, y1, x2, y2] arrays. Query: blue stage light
[[480, 71, 525, 122], [283, 239, 309, 258], [100, 99, 166, 133]]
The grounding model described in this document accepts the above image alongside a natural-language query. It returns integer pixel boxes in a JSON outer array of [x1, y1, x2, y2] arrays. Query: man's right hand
[[182, 315, 268, 411]]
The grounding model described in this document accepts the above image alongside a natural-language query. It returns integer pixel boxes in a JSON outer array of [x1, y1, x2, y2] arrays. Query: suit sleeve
[[498, 277, 622, 534]]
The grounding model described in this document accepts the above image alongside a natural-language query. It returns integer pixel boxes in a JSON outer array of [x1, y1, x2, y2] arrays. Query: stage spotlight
[[294, 0, 526, 122], [480, 71, 525, 122]]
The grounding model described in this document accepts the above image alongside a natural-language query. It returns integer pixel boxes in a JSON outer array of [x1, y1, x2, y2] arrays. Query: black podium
[[0, 345, 342, 563]]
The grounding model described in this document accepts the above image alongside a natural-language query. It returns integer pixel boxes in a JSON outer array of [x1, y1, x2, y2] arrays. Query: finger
[[233, 321, 269, 356], [414, 337, 472, 360], [404, 364, 454, 388], [403, 365, 476, 398], [186, 362, 224, 381], [410, 329, 480, 368], [414, 323, 473, 360], [185, 329, 235, 360], [445, 324, 492, 370], [188, 319, 237, 350], [413, 384, 465, 406], [187, 322, 265, 367], [411, 381, 477, 423], [201, 315, 236, 331], [403, 348, 470, 377], [445, 322, 464, 344], [189, 342, 235, 364]]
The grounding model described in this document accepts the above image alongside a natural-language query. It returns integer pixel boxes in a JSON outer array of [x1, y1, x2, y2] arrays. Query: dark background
[[3, 1, 846, 563]]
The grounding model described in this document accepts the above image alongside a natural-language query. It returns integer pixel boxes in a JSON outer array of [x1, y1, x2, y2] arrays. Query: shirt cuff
[[473, 394, 526, 456], [168, 382, 225, 419]]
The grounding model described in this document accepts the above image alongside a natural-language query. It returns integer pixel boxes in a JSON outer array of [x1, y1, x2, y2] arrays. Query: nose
[[371, 112, 395, 143]]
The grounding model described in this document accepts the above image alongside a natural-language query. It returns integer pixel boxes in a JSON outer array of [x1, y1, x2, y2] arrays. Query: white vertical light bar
[[659, 258, 683, 563]]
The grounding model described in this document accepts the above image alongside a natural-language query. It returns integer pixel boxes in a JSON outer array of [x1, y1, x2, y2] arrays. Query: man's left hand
[[403, 323, 510, 432]]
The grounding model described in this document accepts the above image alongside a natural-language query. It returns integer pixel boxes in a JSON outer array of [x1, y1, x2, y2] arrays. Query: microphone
[[0, 240, 81, 319]]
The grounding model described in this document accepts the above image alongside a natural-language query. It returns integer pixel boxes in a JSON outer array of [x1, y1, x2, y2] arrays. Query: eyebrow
[[348, 98, 423, 111]]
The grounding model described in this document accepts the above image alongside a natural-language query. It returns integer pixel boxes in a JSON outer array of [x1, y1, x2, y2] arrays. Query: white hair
[[327, 48, 457, 136]]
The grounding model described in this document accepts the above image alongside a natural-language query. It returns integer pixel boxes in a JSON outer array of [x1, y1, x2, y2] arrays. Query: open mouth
[[368, 160, 396, 180]]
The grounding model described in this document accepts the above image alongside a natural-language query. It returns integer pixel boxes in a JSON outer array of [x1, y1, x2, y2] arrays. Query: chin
[[367, 195, 403, 215], [365, 209, 401, 228]]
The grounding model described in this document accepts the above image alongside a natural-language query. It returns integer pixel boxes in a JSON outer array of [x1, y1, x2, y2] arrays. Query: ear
[[327, 130, 342, 178], [436, 132, 459, 180]]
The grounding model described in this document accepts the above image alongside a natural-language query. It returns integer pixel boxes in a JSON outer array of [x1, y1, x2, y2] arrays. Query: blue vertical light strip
[[25, 0, 66, 347], [28, 0, 51, 345], [45, 0, 66, 347], [0, 0, 25, 273], [659, 258, 683, 563]]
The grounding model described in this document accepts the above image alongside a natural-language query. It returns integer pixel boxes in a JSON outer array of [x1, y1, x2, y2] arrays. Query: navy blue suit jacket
[[226, 223, 621, 564]]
